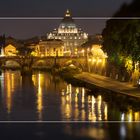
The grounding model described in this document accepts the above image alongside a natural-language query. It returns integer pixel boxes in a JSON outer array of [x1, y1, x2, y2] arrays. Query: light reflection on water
[[60, 84, 108, 121], [0, 70, 140, 121]]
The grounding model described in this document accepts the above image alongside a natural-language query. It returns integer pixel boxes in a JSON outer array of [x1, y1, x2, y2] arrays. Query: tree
[[102, 0, 140, 85], [17, 46, 34, 57]]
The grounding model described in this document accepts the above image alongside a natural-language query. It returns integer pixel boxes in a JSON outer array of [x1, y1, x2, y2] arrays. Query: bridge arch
[[61, 60, 85, 70], [4, 60, 21, 68], [32, 59, 54, 68]]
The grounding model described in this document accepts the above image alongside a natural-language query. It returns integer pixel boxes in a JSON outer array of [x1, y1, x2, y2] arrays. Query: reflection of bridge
[[0, 56, 86, 70]]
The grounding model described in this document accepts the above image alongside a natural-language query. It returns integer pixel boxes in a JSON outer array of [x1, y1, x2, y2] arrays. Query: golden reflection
[[66, 84, 72, 94], [74, 92, 79, 120], [61, 88, 72, 120], [32, 73, 44, 120], [128, 109, 133, 122], [61, 85, 108, 121], [75, 94, 78, 104], [3, 71, 19, 114], [75, 88, 79, 94], [65, 103, 71, 120], [91, 96, 95, 120], [11, 73, 14, 90], [61, 89, 65, 96], [81, 109, 86, 120], [81, 88, 85, 105], [88, 96, 92, 103], [37, 73, 44, 121], [121, 108, 140, 121], [32, 74, 37, 86], [81, 96, 85, 108], [66, 95, 71, 103], [104, 103, 108, 120], [134, 112, 140, 121], [74, 107, 79, 120], [97, 95, 102, 121], [88, 95, 96, 121], [7, 72, 12, 114]]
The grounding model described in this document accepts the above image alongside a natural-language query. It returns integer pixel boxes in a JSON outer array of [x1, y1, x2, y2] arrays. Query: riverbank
[[74, 72, 140, 99]]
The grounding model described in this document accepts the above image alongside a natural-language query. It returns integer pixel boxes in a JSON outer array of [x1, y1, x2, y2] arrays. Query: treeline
[[102, 0, 140, 86]]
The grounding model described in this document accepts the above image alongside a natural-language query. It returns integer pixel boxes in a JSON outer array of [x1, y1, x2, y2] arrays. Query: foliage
[[17, 46, 34, 56], [102, 0, 140, 75], [125, 56, 133, 72]]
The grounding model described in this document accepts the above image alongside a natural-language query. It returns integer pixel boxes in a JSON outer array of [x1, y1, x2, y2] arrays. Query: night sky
[[0, 0, 132, 39]]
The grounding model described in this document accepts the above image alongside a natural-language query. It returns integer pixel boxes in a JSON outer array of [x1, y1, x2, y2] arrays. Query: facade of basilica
[[47, 10, 88, 55]]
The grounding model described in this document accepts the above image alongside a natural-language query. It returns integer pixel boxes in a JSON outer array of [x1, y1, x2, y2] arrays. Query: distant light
[[88, 58, 91, 62]]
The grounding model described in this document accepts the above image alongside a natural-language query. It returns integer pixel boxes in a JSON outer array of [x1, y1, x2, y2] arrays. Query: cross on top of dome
[[65, 9, 71, 17]]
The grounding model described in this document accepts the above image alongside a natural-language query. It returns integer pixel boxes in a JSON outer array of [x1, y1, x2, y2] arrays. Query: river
[[0, 70, 140, 139]]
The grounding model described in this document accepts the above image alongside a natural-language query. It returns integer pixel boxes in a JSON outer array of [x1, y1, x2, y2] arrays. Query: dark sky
[[0, 0, 132, 39]]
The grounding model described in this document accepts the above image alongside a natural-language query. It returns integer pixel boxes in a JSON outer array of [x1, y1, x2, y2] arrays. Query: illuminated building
[[4, 44, 17, 56], [47, 9, 88, 55], [38, 39, 64, 57], [81, 34, 107, 73]]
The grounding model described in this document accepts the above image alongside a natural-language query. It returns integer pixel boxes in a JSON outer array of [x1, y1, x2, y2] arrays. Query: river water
[[0, 70, 140, 139]]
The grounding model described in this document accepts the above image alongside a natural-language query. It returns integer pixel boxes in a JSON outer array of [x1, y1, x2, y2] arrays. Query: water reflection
[[0, 70, 140, 121], [61, 84, 108, 121], [32, 73, 44, 120], [1, 71, 20, 114], [121, 109, 140, 122]]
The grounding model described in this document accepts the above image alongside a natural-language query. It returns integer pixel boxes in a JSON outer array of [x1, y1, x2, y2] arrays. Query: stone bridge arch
[[32, 58, 55, 68], [0, 56, 87, 70], [2, 59, 21, 68], [59, 59, 85, 71]]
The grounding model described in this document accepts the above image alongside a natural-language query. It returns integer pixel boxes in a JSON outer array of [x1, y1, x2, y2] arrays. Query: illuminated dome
[[59, 9, 77, 29], [47, 9, 88, 55]]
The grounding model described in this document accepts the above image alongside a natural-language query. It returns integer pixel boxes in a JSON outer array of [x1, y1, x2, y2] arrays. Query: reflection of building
[[61, 84, 108, 121], [4, 44, 17, 56], [47, 9, 88, 55]]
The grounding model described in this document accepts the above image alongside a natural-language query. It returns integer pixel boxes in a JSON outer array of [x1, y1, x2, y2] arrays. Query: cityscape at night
[[0, 0, 140, 140]]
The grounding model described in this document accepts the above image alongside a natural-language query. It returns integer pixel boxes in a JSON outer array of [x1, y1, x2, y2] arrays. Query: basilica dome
[[47, 9, 88, 55], [59, 9, 77, 29]]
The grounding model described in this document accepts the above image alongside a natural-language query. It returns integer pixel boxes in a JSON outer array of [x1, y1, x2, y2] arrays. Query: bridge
[[0, 56, 87, 71]]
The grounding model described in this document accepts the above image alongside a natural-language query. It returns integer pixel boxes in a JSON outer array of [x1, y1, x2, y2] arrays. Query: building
[[4, 44, 17, 56], [36, 39, 64, 57], [47, 9, 88, 55], [45, 39, 64, 56]]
